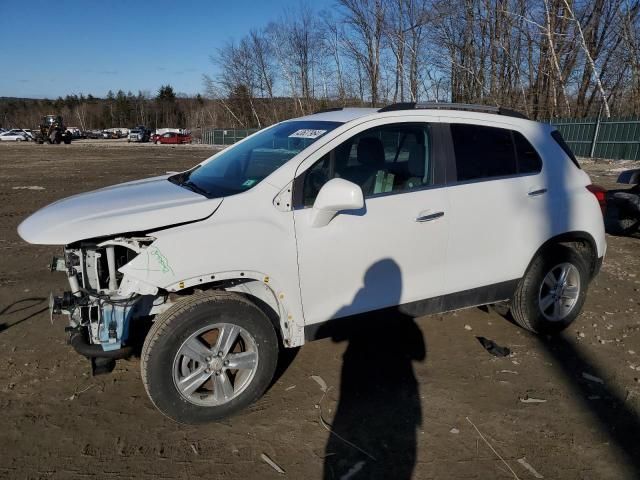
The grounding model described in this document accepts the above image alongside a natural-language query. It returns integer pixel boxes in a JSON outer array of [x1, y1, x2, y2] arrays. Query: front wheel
[[141, 291, 279, 424], [510, 246, 588, 334]]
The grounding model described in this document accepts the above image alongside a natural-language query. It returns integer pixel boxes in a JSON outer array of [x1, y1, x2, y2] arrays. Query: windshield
[[172, 120, 341, 198]]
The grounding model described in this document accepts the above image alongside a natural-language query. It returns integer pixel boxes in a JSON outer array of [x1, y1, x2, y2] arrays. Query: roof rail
[[377, 102, 416, 112], [378, 102, 528, 119], [312, 107, 344, 114]]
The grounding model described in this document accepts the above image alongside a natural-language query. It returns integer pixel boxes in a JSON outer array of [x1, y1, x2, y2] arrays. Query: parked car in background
[[83, 130, 99, 139], [155, 131, 192, 144], [0, 131, 28, 141], [66, 127, 84, 139], [128, 126, 150, 143], [101, 128, 128, 139], [102, 130, 122, 139], [7, 129, 33, 140], [610, 168, 640, 235]]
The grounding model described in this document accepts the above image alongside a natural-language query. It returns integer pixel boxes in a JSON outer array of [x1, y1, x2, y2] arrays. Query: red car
[[154, 132, 192, 144]]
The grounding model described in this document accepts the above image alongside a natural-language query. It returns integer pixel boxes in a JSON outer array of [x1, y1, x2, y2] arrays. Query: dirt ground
[[0, 142, 639, 480]]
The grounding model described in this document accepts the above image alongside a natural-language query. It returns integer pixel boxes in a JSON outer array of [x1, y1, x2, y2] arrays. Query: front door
[[292, 121, 450, 329]]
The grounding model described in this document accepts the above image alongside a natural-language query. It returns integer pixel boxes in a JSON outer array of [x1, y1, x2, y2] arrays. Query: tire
[[510, 246, 589, 334], [141, 291, 279, 424], [617, 212, 639, 235]]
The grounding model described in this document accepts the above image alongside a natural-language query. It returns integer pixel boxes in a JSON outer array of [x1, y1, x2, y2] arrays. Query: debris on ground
[[464, 324, 473, 331], [317, 388, 376, 461], [11, 185, 45, 190], [260, 453, 285, 474], [340, 461, 365, 480], [465, 417, 521, 479], [310, 375, 328, 393], [477, 336, 511, 357], [67, 384, 95, 401], [519, 396, 547, 404], [449, 428, 460, 434], [517, 457, 544, 478], [285, 385, 296, 391], [582, 372, 605, 384]]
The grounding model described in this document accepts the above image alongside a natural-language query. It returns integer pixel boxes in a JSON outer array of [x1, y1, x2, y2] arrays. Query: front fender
[[120, 254, 304, 347]]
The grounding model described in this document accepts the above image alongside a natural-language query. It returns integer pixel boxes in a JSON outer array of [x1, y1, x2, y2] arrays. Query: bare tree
[[338, 0, 387, 106]]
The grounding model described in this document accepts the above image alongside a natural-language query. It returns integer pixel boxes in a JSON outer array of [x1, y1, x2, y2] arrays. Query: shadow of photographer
[[316, 259, 426, 480]]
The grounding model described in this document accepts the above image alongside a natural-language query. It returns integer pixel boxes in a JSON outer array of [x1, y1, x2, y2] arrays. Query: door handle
[[528, 188, 547, 197], [415, 211, 444, 222]]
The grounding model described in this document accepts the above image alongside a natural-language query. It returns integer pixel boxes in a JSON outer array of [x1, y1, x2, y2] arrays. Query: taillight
[[586, 184, 607, 215]]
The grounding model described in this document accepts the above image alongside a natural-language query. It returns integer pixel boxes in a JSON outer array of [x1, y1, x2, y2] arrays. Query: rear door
[[442, 121, 547, 295]]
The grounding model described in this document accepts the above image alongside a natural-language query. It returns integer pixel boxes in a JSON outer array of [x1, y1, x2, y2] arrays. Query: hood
[[18, 175, 222, 245]]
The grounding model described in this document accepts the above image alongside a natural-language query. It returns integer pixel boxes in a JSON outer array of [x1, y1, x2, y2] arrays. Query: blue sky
[[0, 0, 332, 99]]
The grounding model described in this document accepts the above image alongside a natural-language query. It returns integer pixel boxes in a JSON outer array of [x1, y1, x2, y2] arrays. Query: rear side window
[[513, 131, 542, 174], [551, 130, 581, 169], [451, 124, 517, 181], [451, 124, 542, 182]]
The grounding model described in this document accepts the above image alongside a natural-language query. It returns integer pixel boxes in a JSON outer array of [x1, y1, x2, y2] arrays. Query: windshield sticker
[[289, 129, 327, 139], [242, 179, 257, 187]]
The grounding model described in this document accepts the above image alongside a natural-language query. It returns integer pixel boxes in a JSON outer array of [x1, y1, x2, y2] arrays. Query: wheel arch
[[527, 231, 599, 279], [162, 272, 304, 348]]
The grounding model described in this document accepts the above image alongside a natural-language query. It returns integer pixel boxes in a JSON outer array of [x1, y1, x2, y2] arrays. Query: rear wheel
[[141, 291, 279, 424], [510, 246, 588, 334], [617, 212, 639, 235]]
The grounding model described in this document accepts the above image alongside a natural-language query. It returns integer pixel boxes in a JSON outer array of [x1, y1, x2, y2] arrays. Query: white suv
[[18, 103, 606, 423]]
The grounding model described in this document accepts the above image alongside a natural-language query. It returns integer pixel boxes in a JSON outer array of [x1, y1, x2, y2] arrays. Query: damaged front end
[[50, 236, 166, 373]]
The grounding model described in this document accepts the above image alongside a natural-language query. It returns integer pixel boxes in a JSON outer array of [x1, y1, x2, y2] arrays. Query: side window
[[514, 131, 542, 174], [451, 124, 517, 181], [551, 130, 580, 169], [301, 124, 431, 206]]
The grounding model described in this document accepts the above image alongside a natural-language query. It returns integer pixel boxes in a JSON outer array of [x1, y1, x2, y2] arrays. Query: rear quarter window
[[551, 130, 581, 169], [513, 131, 542, 174]]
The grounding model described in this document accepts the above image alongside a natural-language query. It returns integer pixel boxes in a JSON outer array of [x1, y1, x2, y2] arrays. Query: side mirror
[[310, 178, 364, 228]]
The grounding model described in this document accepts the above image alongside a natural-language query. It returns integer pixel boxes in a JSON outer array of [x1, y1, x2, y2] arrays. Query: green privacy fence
[[548, 117, 640, 161], [202, 119, 640, 160], [202, 128, 259, 146]]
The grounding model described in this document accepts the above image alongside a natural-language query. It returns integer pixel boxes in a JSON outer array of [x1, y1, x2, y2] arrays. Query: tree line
[[207, 0, 640, 125], [3, 0, 640, 131], [0, 86, 211, 131]]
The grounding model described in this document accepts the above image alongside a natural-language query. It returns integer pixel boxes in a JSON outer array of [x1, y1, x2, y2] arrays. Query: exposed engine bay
[[50, 236, 169, 360]]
